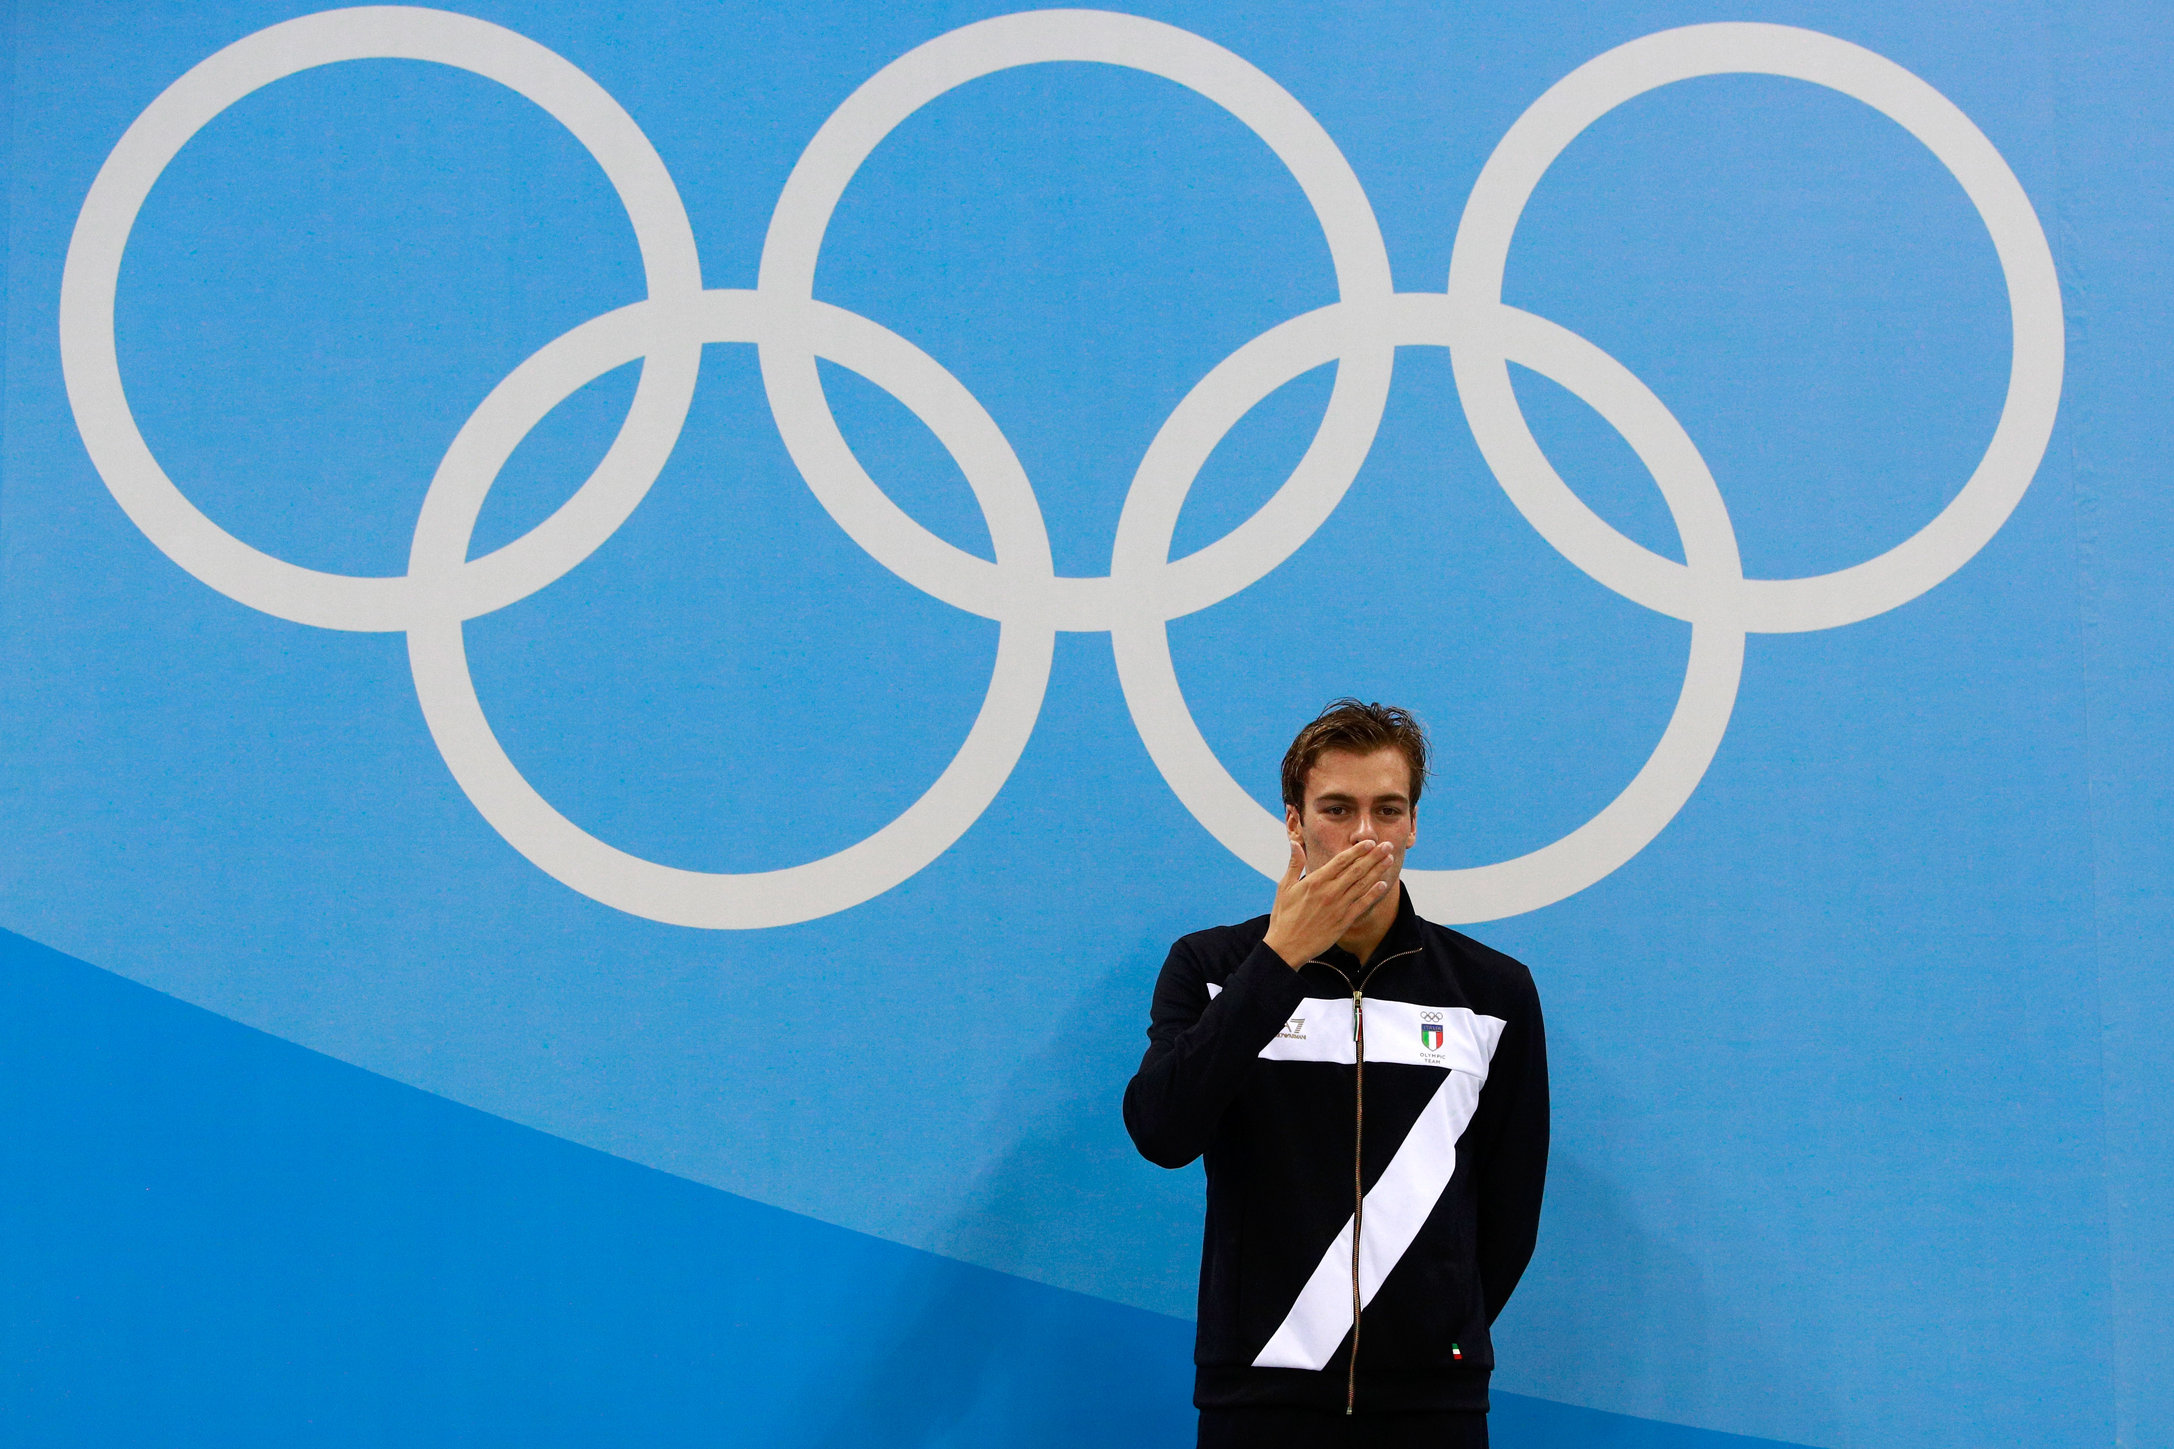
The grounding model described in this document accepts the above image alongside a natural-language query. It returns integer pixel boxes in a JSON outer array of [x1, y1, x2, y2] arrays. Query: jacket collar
[[1311, 882, 1425, 982]]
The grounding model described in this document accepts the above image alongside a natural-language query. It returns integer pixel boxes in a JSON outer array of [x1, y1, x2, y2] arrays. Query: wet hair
[[1280, 698, 1431, 813]]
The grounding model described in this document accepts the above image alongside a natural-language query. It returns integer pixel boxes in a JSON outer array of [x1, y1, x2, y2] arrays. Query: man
[[1124, 700, 1548, 1448]]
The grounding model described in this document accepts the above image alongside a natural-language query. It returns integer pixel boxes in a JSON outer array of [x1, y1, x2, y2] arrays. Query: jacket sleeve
[[1473, 973, 1549, 1323], [1122, 935, 1310, 1169]]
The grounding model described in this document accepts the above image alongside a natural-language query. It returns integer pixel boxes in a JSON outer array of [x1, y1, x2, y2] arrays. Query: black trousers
[[1198, 1407, 1488, 1448]]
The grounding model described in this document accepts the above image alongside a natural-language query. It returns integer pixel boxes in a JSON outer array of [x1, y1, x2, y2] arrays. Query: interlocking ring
[[60, 7, 2062, 928]]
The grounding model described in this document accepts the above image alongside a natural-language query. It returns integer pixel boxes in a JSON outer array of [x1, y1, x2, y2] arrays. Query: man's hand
[[1262, 839, 1396, 969]]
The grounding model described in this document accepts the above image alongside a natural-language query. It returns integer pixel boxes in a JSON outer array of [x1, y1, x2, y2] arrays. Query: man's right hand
[[1261, 839, 1397, 969]]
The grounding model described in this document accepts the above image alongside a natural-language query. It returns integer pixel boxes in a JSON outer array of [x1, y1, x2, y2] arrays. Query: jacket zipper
[[1349, 983, 1364, 1415], [1311, 945, 1422, 1415]]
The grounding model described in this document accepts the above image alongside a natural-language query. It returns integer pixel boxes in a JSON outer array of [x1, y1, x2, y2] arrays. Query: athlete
[[1124, 700, 1549, 1448]]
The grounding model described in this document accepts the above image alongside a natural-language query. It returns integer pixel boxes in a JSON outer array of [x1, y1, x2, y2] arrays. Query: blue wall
[[3, 3, 2168, 1445], [0, 925, 1796, 1448]]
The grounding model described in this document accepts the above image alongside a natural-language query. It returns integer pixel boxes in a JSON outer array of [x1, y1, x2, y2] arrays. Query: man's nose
[[1354, 817, 1379, 841]]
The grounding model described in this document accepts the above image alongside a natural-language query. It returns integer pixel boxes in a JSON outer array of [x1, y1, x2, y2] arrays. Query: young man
[[1124, 700, 1549, 1449]]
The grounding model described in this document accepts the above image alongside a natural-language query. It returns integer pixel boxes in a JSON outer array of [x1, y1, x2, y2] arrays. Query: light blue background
[[3, 2, 2169, 1446]]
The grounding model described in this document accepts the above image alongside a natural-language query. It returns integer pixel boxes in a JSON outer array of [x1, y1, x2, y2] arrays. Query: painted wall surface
[[2, 2, 2168, 1446]]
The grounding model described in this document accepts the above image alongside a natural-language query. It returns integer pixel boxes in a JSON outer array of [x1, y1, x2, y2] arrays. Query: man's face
[[1286, 747, 1418, 888]]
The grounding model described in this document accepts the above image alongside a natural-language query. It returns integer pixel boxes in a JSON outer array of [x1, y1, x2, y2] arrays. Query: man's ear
[[1285, 804, 1303, 846]]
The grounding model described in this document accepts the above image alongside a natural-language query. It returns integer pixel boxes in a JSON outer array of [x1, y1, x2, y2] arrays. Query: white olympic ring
[[59, 7, 2063, 928]]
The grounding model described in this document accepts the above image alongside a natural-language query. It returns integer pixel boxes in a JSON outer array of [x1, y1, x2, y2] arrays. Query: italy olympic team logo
[[59, 8, 2062, 930], [1421, 1022, 1445, 1052]]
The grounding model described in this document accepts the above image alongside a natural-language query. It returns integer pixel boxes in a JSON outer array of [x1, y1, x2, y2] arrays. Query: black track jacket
[[1123, 887, 1548, 1414]]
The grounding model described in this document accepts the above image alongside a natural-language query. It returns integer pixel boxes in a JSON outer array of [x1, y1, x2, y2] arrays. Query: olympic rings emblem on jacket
[[59, 7, 2063, 928]]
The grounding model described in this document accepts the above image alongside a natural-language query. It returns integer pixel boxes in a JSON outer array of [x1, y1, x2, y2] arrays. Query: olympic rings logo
[[60, 7, 2062, 929]]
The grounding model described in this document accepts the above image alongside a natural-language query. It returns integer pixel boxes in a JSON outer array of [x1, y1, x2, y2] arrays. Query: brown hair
[[1281, 698, 1431, 813]]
